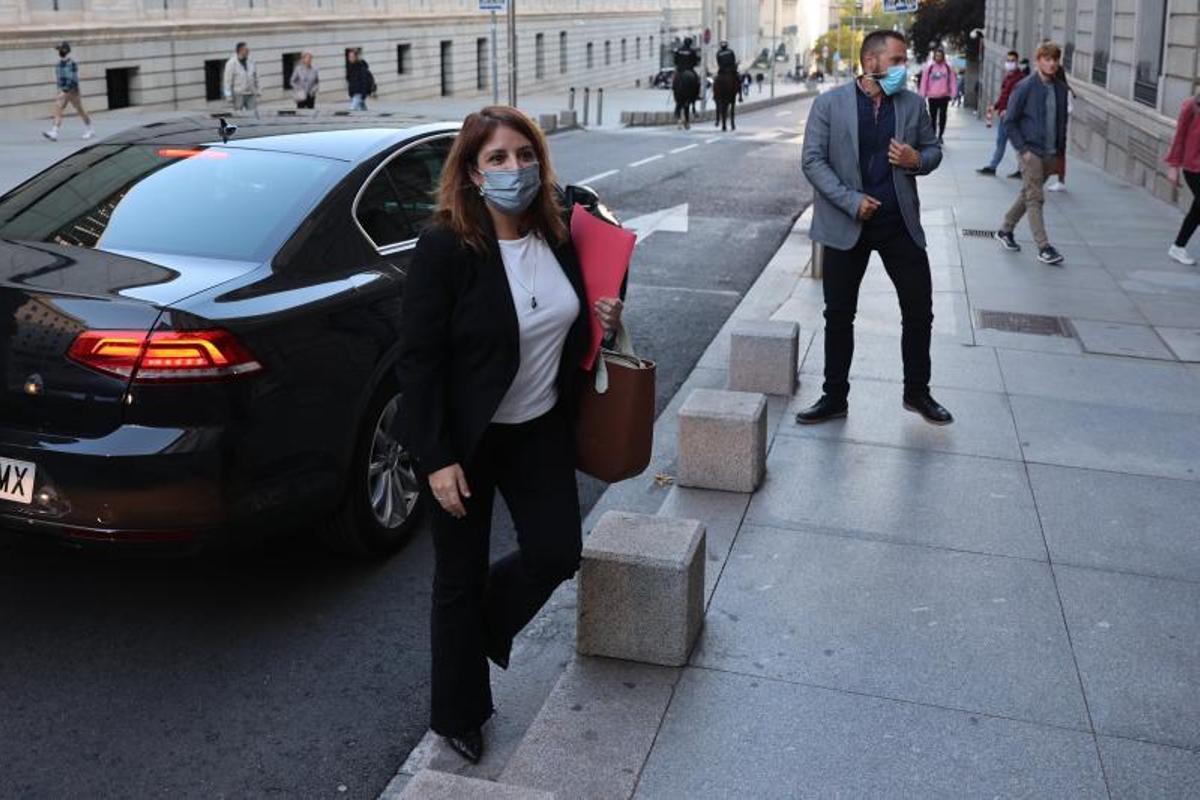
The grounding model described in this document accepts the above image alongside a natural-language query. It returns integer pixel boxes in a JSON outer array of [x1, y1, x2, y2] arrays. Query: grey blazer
[[801, 81, 942, 251]]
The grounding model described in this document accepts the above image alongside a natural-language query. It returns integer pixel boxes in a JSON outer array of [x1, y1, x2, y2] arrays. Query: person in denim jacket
[[43, 42, 94, 142]]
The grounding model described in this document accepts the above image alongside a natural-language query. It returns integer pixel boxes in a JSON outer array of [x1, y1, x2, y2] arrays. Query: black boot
[[903, 394, 954, 425], [794, 395, 848, 424], [443, 728, 484, 764]]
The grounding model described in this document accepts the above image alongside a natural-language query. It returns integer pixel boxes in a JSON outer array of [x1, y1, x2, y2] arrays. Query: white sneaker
[[42, 128, 59, 141], [1046, 180, 1066, 192], [1168, 245, 1196, 265], [81, 127, 95, 140]]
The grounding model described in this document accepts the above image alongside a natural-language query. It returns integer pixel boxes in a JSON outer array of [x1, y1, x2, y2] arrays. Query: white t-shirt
[[491, 233, 581, 424]]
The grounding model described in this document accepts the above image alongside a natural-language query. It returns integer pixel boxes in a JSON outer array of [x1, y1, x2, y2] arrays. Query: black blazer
[[396, 224, 592, 477]]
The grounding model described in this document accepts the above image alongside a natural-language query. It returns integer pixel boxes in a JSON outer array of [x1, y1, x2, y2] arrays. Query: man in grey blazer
[[796, 30, 953, 426]]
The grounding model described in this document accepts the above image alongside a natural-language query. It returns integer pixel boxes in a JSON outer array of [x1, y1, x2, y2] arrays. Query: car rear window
[[0, 144, 345, 262]]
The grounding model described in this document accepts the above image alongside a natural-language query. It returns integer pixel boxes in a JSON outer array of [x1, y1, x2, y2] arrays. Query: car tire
[[322, 378, 426, 557]]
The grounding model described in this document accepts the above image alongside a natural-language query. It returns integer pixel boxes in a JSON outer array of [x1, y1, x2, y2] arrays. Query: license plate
[[0, 456, 36, 505]]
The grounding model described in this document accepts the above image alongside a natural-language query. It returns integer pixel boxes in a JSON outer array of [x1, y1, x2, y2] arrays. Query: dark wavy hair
[[434, 105, 567, 256]]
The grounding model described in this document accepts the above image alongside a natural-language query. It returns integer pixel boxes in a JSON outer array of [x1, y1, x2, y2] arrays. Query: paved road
[[0, 98, 813, 799]]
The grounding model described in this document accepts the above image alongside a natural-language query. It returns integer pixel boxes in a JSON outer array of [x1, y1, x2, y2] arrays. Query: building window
[[397, 43, 411, 75], [1133, 0, 1167, 106], [587, 42, 594, 70], [204, 59, 224, 101], [477, 38, 488, 90], [281, 52, 300, 91], [559, 31, 568, 74], [621, 38, 627, 63], [1063, 0, 1077, 71], [535, 32, 545, 79], [1092, 0, 1112, 85], [105, 67, 137, 110], [604, 40, 611, 66], [636, 37, 641, 60]]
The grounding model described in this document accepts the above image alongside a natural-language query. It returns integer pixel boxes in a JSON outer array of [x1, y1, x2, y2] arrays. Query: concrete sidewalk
[[390, 107, 1200, 797]]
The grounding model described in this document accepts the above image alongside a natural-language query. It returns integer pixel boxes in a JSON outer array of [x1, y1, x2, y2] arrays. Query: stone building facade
[[0, 0, 663, 118], [981, 0, 1200, 208]]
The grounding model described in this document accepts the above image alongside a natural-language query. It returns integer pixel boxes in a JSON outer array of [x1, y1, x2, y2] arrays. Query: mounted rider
[[673, 36, 700, 73], [716, 40, 738, 76]]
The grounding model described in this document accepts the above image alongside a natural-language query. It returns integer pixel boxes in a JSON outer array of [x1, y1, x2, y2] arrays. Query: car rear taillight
[[67, 329, 262, 382]]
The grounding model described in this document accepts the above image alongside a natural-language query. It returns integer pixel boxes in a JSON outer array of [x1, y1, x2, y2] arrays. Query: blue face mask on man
[[867, 64, 908, 96]]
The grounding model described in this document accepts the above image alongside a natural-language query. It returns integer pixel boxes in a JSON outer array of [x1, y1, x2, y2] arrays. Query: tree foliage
[[909, 0, 986, 62], [810, 0, 905, 74]]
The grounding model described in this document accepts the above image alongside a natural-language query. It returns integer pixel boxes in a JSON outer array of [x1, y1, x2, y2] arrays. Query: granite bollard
[[729, 319, 800, 396], [677, 388, 767, 492], [559, 109, 578, 128], [537, 113, 557, 133], [576, 511, 705, 667]]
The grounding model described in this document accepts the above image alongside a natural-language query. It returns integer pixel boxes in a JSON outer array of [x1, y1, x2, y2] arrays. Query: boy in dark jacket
[[346, 49, 376, 111], [994, 41, 1069, 265], [978, 50, 1022, 174]]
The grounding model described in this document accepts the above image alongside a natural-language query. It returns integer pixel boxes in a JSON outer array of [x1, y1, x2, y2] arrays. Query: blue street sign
[[479, 0, 506, 10], [884, 0, 919, 12]]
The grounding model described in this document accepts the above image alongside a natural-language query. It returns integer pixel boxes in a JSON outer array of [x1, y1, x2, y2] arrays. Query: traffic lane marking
[[669, 144, 699, 154], [577, 169, 618, 184], [628, 154, 665, 167]]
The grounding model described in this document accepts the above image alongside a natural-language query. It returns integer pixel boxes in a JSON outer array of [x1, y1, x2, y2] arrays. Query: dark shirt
[[856, 82, 900, 228]]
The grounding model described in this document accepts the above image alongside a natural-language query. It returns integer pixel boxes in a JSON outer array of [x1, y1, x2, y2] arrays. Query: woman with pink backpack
[[919, 48, 957, 145]]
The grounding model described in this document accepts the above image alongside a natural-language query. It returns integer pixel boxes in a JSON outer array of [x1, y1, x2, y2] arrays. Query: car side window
[[354, 136, 454, 251]]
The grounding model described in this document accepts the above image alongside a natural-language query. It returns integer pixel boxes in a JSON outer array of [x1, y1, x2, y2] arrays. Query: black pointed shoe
[[903, 395, 954, 426], [794, 395, 848, 425], [444, 728, 484, 764]]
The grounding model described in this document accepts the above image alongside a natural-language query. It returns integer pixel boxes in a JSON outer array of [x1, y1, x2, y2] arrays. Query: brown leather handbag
[[575, 323, 656, 483]]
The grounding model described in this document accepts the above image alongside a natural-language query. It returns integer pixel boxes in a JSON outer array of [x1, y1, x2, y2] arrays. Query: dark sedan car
[[0, 115, 466, 555]]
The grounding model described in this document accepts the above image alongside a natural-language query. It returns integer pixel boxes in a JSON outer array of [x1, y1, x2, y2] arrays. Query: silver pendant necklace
[[505, 240, 538, 309]]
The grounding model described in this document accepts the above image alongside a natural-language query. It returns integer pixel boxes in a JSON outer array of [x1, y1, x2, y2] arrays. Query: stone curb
[[619, 88, 817, 127]]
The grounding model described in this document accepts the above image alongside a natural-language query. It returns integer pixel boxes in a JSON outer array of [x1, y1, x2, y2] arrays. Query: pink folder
[[570, 203, 636, 371]]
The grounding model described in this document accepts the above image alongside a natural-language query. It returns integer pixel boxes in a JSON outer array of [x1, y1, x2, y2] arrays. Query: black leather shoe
[[794, 395, 848, 425], [444, 729, 484, 764], [903, 395, 954, 426]]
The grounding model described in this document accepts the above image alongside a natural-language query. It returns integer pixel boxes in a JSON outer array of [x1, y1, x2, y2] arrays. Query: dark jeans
[[822, 220, 934, 401], [295, 95, 315, 109], [1176, 170, 1200, 248], [927, 97, 950, 137], [429, 403, 582, 737]]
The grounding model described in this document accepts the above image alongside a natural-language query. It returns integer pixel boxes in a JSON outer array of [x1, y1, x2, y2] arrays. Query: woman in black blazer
[[397, 106, 623, 763]]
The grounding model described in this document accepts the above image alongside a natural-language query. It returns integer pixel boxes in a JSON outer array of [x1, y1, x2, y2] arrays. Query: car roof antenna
[[218, 117, 238, 144]]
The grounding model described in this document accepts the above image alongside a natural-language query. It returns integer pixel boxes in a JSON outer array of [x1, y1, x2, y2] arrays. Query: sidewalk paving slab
[[633, 668, 1108, 800], [746, 437, 1046, 561], [1097, 736, 1200, 799], [1028, 462, 1200, 583], [1055, 567, 1200, 750], [692, 524, 1090, 729]]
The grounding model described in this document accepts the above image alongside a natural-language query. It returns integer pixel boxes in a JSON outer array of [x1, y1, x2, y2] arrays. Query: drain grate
[[961, 228, 996, 239], [977, 310, 1075, 337]]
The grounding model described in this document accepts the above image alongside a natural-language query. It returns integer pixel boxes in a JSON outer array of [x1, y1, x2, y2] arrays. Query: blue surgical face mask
[[869, 64, 908, 96], [479, 163, 541, 216]]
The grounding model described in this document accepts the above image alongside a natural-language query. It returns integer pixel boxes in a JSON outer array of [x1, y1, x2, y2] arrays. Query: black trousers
[[822, 220, 934, 401], [927, 97, 950, 137], [1175, 170, 1200, 248], [429, 403, 582, 737]]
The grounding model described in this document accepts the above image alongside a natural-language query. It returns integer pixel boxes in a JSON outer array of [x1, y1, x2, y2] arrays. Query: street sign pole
[[490, 10, 499, 105], [769, 0, 778, 99], [507, 0, 517, 106]]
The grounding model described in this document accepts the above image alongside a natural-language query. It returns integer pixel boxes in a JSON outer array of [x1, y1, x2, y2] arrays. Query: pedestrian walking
[[1007, 59, 1033, 178], [43, 42, 94, 142], [977, 50, 1023, 175], [346, 49, 375, 111], [397, 106, 624, 765], [797, 30, 952, 427], [1045, 64, 1074, 193], [222, 42, 260, 117], [952, 69, 965, 107], [994, 41, 1069, 266], [1165, 93, 1200, 265], [919, 48, 956, 144], [290, 51, 319, 109], [755, 72, 764, 94]]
